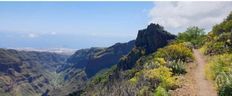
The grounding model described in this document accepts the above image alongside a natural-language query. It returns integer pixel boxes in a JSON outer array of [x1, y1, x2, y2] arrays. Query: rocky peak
[[118, 23, 176, 70], [135, 23, 175, 54]]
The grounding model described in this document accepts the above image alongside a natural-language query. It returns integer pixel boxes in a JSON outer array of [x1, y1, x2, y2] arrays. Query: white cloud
[[149, 1, 232, 34], [28, 33, 38, 38], [50, 32, 57, 35], [22, 32, 57, 39]]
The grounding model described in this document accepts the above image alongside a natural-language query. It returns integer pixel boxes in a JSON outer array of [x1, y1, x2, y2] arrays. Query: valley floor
[[171, 49, 217, 96]]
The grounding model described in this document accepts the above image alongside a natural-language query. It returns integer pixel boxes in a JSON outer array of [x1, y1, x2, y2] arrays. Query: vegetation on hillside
[[74, 39, 194, 96], [201, 12, 232, 55], [205, 54, 232, 96], [0, 49, 69, 96], [202, 12, 232, 96], [91, 65, 117, 85]]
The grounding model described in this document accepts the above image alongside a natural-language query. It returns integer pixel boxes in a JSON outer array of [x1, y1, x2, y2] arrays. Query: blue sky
[[1, 2, 231, 49], [0, 2, 153, 49]]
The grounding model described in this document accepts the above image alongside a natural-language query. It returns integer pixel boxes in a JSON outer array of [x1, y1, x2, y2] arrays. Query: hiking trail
[[193, 49, 217, 96]]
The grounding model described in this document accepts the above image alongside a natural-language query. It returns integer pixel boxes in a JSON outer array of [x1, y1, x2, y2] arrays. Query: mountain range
[[0, 23, 175, 96]]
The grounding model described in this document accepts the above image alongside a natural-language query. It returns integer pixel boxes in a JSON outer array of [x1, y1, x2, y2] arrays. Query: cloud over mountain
[[149, 1, 232, 34]]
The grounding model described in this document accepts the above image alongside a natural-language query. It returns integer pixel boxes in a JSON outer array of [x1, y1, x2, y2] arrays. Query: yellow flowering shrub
[[155, 43, 193, 62], [144, 66, 176, 89], [154, 58, 167, 67]]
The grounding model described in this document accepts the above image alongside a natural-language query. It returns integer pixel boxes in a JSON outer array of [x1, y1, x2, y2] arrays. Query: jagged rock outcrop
[[117, 23, 176, 70]]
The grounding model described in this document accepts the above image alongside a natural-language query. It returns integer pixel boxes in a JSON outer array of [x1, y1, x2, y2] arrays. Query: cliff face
[[66, 48, 103, 69], [86, 40, 135, 77], [118, 24, 176, 70]]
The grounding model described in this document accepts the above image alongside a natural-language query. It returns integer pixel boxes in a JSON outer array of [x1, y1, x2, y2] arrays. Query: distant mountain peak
[[136, 23, 176, 54]]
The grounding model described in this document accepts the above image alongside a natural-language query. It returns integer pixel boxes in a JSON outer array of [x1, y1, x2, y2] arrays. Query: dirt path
[[193, 49, 217, 96]]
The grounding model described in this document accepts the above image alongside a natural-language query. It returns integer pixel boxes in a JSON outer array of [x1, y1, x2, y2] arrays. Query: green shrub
[[167, 60, 186, 75], [218, 82, 232, 96], [91, 65, 116, 84], [154, 86, 169, 96], [129, 76, 138, 85], [91, 73, 109, 84], [216, 72, 232, 96], [177, 26, 205, 48], [212, 12, 232, 36], [214, 20, 232, 35]]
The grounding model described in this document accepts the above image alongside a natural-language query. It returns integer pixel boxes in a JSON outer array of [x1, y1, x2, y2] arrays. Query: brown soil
[[170, 62, 197, 96], [170, 49, 217, 96], [193, 49, 217, 96]]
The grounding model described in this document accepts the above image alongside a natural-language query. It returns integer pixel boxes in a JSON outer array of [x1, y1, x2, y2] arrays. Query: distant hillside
[[0, 40, 136, 96], [0, 48, 68, 96], [65, 40, 135, 77], [48, 40, 135, 95]]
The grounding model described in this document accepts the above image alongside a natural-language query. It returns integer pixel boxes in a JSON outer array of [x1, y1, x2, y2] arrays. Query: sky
[[0, 2, 231, 49], [0, 2, 153, 49]]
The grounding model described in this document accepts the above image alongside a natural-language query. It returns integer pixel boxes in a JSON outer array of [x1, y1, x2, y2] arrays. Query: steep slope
[[49, 40, 135, 95], [65, 40, 135, 77], [72, 23, 177, 96], [66, 48, 103, 69], [86, 40, 135, 77], [0, 48, 68, 96]]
